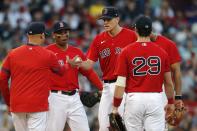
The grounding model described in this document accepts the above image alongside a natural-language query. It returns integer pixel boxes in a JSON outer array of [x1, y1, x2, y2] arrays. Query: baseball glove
[[166, 106, 186, 126], [109, 113, 127, 131], [80, 91, 101, 108]]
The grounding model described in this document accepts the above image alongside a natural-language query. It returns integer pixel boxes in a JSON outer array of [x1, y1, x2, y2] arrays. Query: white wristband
[[115, 76, 126, 87]]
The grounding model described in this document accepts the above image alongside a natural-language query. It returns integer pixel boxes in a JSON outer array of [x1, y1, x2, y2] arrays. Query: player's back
[[8, 44, 54, 112], [121, 42, 170, 93]]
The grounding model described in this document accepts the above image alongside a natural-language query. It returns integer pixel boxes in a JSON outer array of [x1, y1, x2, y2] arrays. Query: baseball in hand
[[75, 57, 82, 62]]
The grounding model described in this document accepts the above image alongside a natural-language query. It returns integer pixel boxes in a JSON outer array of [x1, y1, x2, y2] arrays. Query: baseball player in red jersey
[[45, 21, 103, 131], [0, 22, 66, 131], [151, 34, 183, 130], [113, 15, 175, 131], [152, 34, 182, 104], [67, 7, 137, 131]]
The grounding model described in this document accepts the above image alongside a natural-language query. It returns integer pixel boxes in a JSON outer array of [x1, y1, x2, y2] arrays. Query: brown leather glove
[[166, 104, 186, 126]]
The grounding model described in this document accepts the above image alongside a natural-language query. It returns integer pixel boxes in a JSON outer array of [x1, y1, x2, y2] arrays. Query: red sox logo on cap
[[103, 9, 108, 15], [59, 22, 64, 28]]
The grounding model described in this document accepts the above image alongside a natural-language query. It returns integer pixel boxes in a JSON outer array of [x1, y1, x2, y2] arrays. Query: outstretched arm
[[49, 52, 66, 76], [79, 59, 95, 70], [67, 55, 95, 70], [79, 68, 103, 91]]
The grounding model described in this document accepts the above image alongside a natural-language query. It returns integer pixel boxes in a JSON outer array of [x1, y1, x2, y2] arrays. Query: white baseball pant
[[11, 111, 48, 131], [161, 85, 169, 131], [124, 93, 165, 131], [46, 91, 90, 131], [98, 82, 126, 131]]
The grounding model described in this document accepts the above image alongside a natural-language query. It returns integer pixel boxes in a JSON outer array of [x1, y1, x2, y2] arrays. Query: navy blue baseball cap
[[53, 21, 71, 33], [135, 15, 152, 31], [99, 7, 119, 20], [134, 15, 152, 36], [27, 22, 46, 35]]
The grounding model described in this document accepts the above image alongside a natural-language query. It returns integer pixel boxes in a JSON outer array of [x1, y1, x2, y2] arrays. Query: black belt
[[51, 90, 76, 96], [104, 79, 117, 83]]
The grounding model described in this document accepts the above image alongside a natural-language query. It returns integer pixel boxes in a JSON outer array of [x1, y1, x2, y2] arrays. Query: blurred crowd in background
[[0, 0, 196, 131]]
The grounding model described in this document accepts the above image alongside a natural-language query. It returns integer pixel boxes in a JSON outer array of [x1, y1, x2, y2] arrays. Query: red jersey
[[155, 35, 181, 64], [0, 44, 64, 112], [46, 44, 103, 91], [87, 28, 137, 80], [115, 42, 170, 93]]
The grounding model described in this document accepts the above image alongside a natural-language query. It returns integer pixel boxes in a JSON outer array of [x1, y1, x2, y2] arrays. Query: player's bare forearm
[[171, 62, 182, 96], [114, 85, 125, 98], [164, 72, 175, 99], [170, 63, 184, 109], [80, 59, 94, 70], [164, 83, 174, 99], [67, 56, 94, 70]]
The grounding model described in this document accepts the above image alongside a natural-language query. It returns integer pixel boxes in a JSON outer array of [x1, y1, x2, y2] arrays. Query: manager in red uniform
[[113, 15, 175, 131], [0, 22, 65, 131], [46, 21, 103, 131]]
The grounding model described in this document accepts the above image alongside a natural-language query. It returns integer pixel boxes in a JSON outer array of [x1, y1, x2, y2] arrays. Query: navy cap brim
[[54, 27, 71, 33], [98, 16, 114, 20], [27, 32, 49, 36]]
